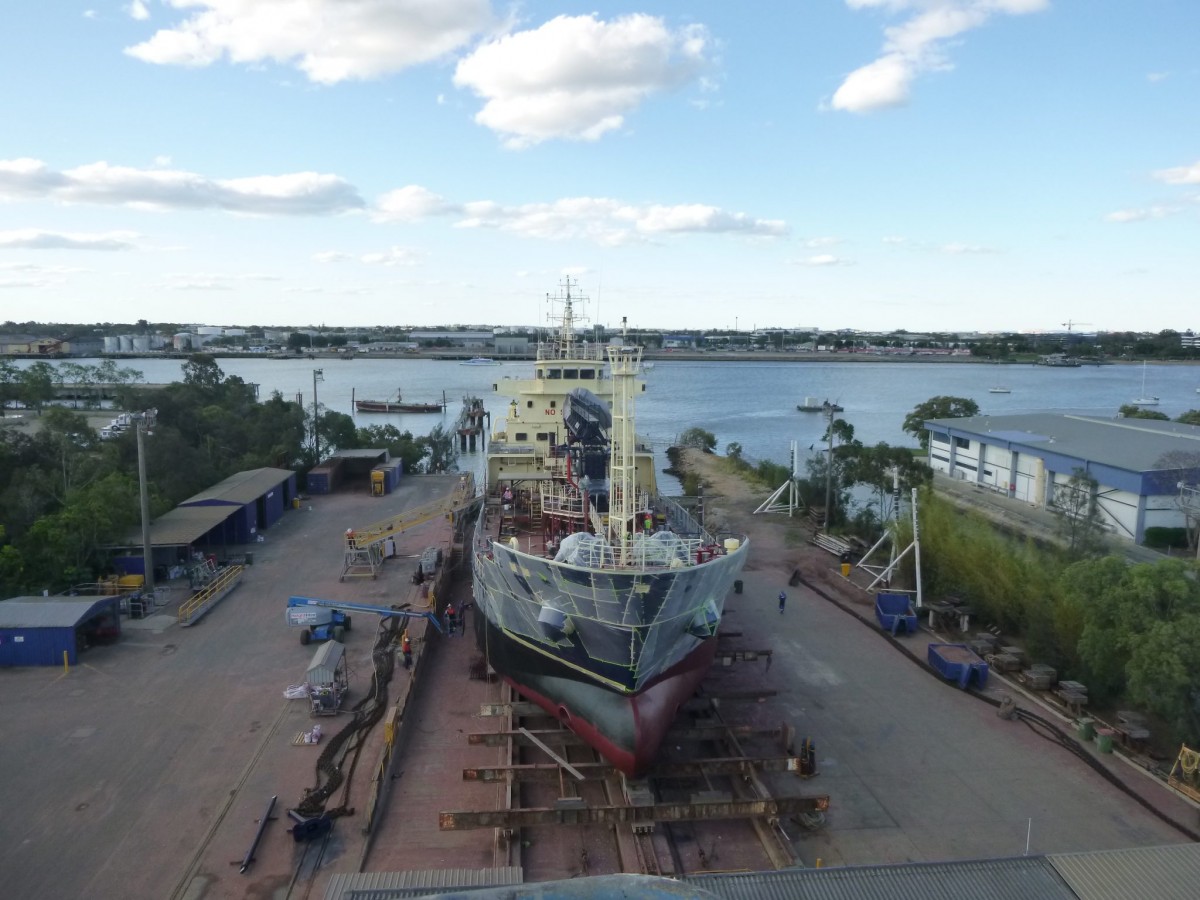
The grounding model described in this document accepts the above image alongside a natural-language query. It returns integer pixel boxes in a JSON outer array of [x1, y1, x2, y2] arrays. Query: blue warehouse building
[[114, 467, 297, 578], [0, 596, 122, 667], [923, 413, 1200, 545]]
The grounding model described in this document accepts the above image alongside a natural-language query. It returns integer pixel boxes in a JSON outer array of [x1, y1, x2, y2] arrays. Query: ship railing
[[534, 340, 610, 363]]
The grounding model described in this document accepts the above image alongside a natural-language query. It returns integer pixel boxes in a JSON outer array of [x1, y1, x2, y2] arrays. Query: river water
[[17, 356, 1200, 487]]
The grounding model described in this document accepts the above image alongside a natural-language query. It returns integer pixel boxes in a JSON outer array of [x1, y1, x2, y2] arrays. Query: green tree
[[181, 354, 224, 392], [677, 428, 717, 452], [419, 424, 459, 473], [902, 396, 980, 449], [1176, 410, 1200, 426], [1050, 468, 1107, 558], [18, 361, 56, 414], [1118, 404, 1169, 421], [0, 359, 17, 416], [354, 424, 426, 473]]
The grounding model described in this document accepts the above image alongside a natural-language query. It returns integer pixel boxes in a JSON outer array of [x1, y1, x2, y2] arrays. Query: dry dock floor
[[1, 465, 1197, 900]]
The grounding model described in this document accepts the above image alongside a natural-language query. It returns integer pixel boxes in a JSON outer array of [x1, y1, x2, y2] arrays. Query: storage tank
[[173, 333, 193, 351], [103, 336, 121, 353], [197, 326, 223, 336], [131, 335, 151, 352], [119, 335, 134, 352]]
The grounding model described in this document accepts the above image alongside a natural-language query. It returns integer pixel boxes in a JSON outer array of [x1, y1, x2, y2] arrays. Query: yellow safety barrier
[[178, 565, 244, 626]]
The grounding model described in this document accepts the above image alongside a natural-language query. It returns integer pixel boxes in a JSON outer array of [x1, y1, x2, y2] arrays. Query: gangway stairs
[[341, 473, 478, 580]]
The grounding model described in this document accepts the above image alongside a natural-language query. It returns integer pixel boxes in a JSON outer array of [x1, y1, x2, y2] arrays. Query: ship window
[[536, 368, 544, 378], [527, 400, 534, 408], [515, 432, 528, 441], [536, 432, 550, 441], [563, 368, 578, 378], [549, 400, 556, 408], [580, 368, 596, 379], [548, 369, 562, 379]]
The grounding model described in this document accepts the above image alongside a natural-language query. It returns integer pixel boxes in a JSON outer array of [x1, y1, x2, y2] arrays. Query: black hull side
[[473, 604, 716, 776]]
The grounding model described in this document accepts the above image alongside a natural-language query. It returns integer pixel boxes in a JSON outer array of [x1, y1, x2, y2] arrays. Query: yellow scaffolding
[[341, 473, 477, 580]]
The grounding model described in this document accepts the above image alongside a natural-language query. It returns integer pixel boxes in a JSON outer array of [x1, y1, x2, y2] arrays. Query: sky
[[0, 1, 1197, 334]]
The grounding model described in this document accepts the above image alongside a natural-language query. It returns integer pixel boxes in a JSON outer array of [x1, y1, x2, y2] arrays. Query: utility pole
[[135, 413, 154, 595], [823, 403, 835, 529], [312, 368, 324, 464]]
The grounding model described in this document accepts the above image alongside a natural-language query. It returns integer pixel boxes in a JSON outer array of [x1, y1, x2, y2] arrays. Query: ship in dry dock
[[470, 279, 749, 776]]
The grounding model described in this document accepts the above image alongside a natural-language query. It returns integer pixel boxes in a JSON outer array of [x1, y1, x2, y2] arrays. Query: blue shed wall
[[0, 626, 77, 667]]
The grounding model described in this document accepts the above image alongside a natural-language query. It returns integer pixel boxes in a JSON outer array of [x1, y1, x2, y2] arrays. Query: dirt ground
[[676, 447, 866, 605]]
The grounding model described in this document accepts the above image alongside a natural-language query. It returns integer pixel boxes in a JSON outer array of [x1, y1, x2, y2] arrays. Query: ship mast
[[546, 276, 588, 360], [608, 343, 641, 566]]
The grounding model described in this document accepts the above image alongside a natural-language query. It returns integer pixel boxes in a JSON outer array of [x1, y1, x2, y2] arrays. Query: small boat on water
[[354, 390, 444, 413], [988, 387, 1011, 394], [471, 278, 749, 776], [1132, 361, 1159, 407], [461, 357, 500, 366], [797, 397, 843, 413]]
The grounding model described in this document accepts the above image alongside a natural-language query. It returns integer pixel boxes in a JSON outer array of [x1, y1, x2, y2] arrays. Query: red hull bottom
[[500, 639, 718, 777]]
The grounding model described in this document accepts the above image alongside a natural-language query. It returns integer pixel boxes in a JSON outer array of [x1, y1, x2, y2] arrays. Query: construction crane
[[340, 472, 480, 580], [1061, 320, 1092, 334]]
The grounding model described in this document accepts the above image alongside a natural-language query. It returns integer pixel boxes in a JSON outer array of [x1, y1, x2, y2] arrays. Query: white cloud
[[882, 235, 906, 244], [453, 195, 784, 244], [1154, 160, 1200, 185], [170, 279, 234, 291], [83, 10, 97, 20], [1104, 206, 1177, 223], [803, 236, 842, 248], [454, 14, 712, 147], [313, 251, 353, 263], [127, 1, 149, 21], [373, 185, 456, 222], [125, 0, 493, 84], [1146, 71, 1168, 83], [0, 278, 50, 288], [940, 242, 993, 254], [831, 0, 1049, 113], [637, 204, 785, 236], [361, 246, 425, 266], [799, 254, 850, 266], [0, 158, 363, 215], [0, 229, 138, 251]]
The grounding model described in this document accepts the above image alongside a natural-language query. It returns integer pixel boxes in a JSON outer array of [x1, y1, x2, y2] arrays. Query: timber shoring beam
[[467, 723, 789, 748], [439, 795, 830, 831], [463, 756, 806, 783]]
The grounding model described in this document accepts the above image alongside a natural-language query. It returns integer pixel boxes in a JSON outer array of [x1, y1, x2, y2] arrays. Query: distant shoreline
[[4, 350, 1198, 366]]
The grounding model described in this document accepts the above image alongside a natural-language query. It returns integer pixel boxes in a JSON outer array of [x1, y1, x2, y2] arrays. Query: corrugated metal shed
[[925, 413, 1200, 474], [1047, 842, 1200, 900], [685, 857, 1074, 900], [122, 504, 235, 547], [0, 597, 116, 628], [318, 845, 1200, 899], [0, 596, 122, 667], [307, 640, 345, 685], [323, 866, 523, 899], [181, 467, 294, 505], [334, 449, 391, 461]]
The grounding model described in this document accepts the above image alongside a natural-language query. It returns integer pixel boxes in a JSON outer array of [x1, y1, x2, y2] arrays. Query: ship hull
[[471, 529, 747, 776], [355, 400, 441, 413], [474, 603, 718, 775]]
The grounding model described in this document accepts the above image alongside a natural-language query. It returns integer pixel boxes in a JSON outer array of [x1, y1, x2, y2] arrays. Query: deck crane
[[284, 595, 444, 645], [340, 472, 480, 580]]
